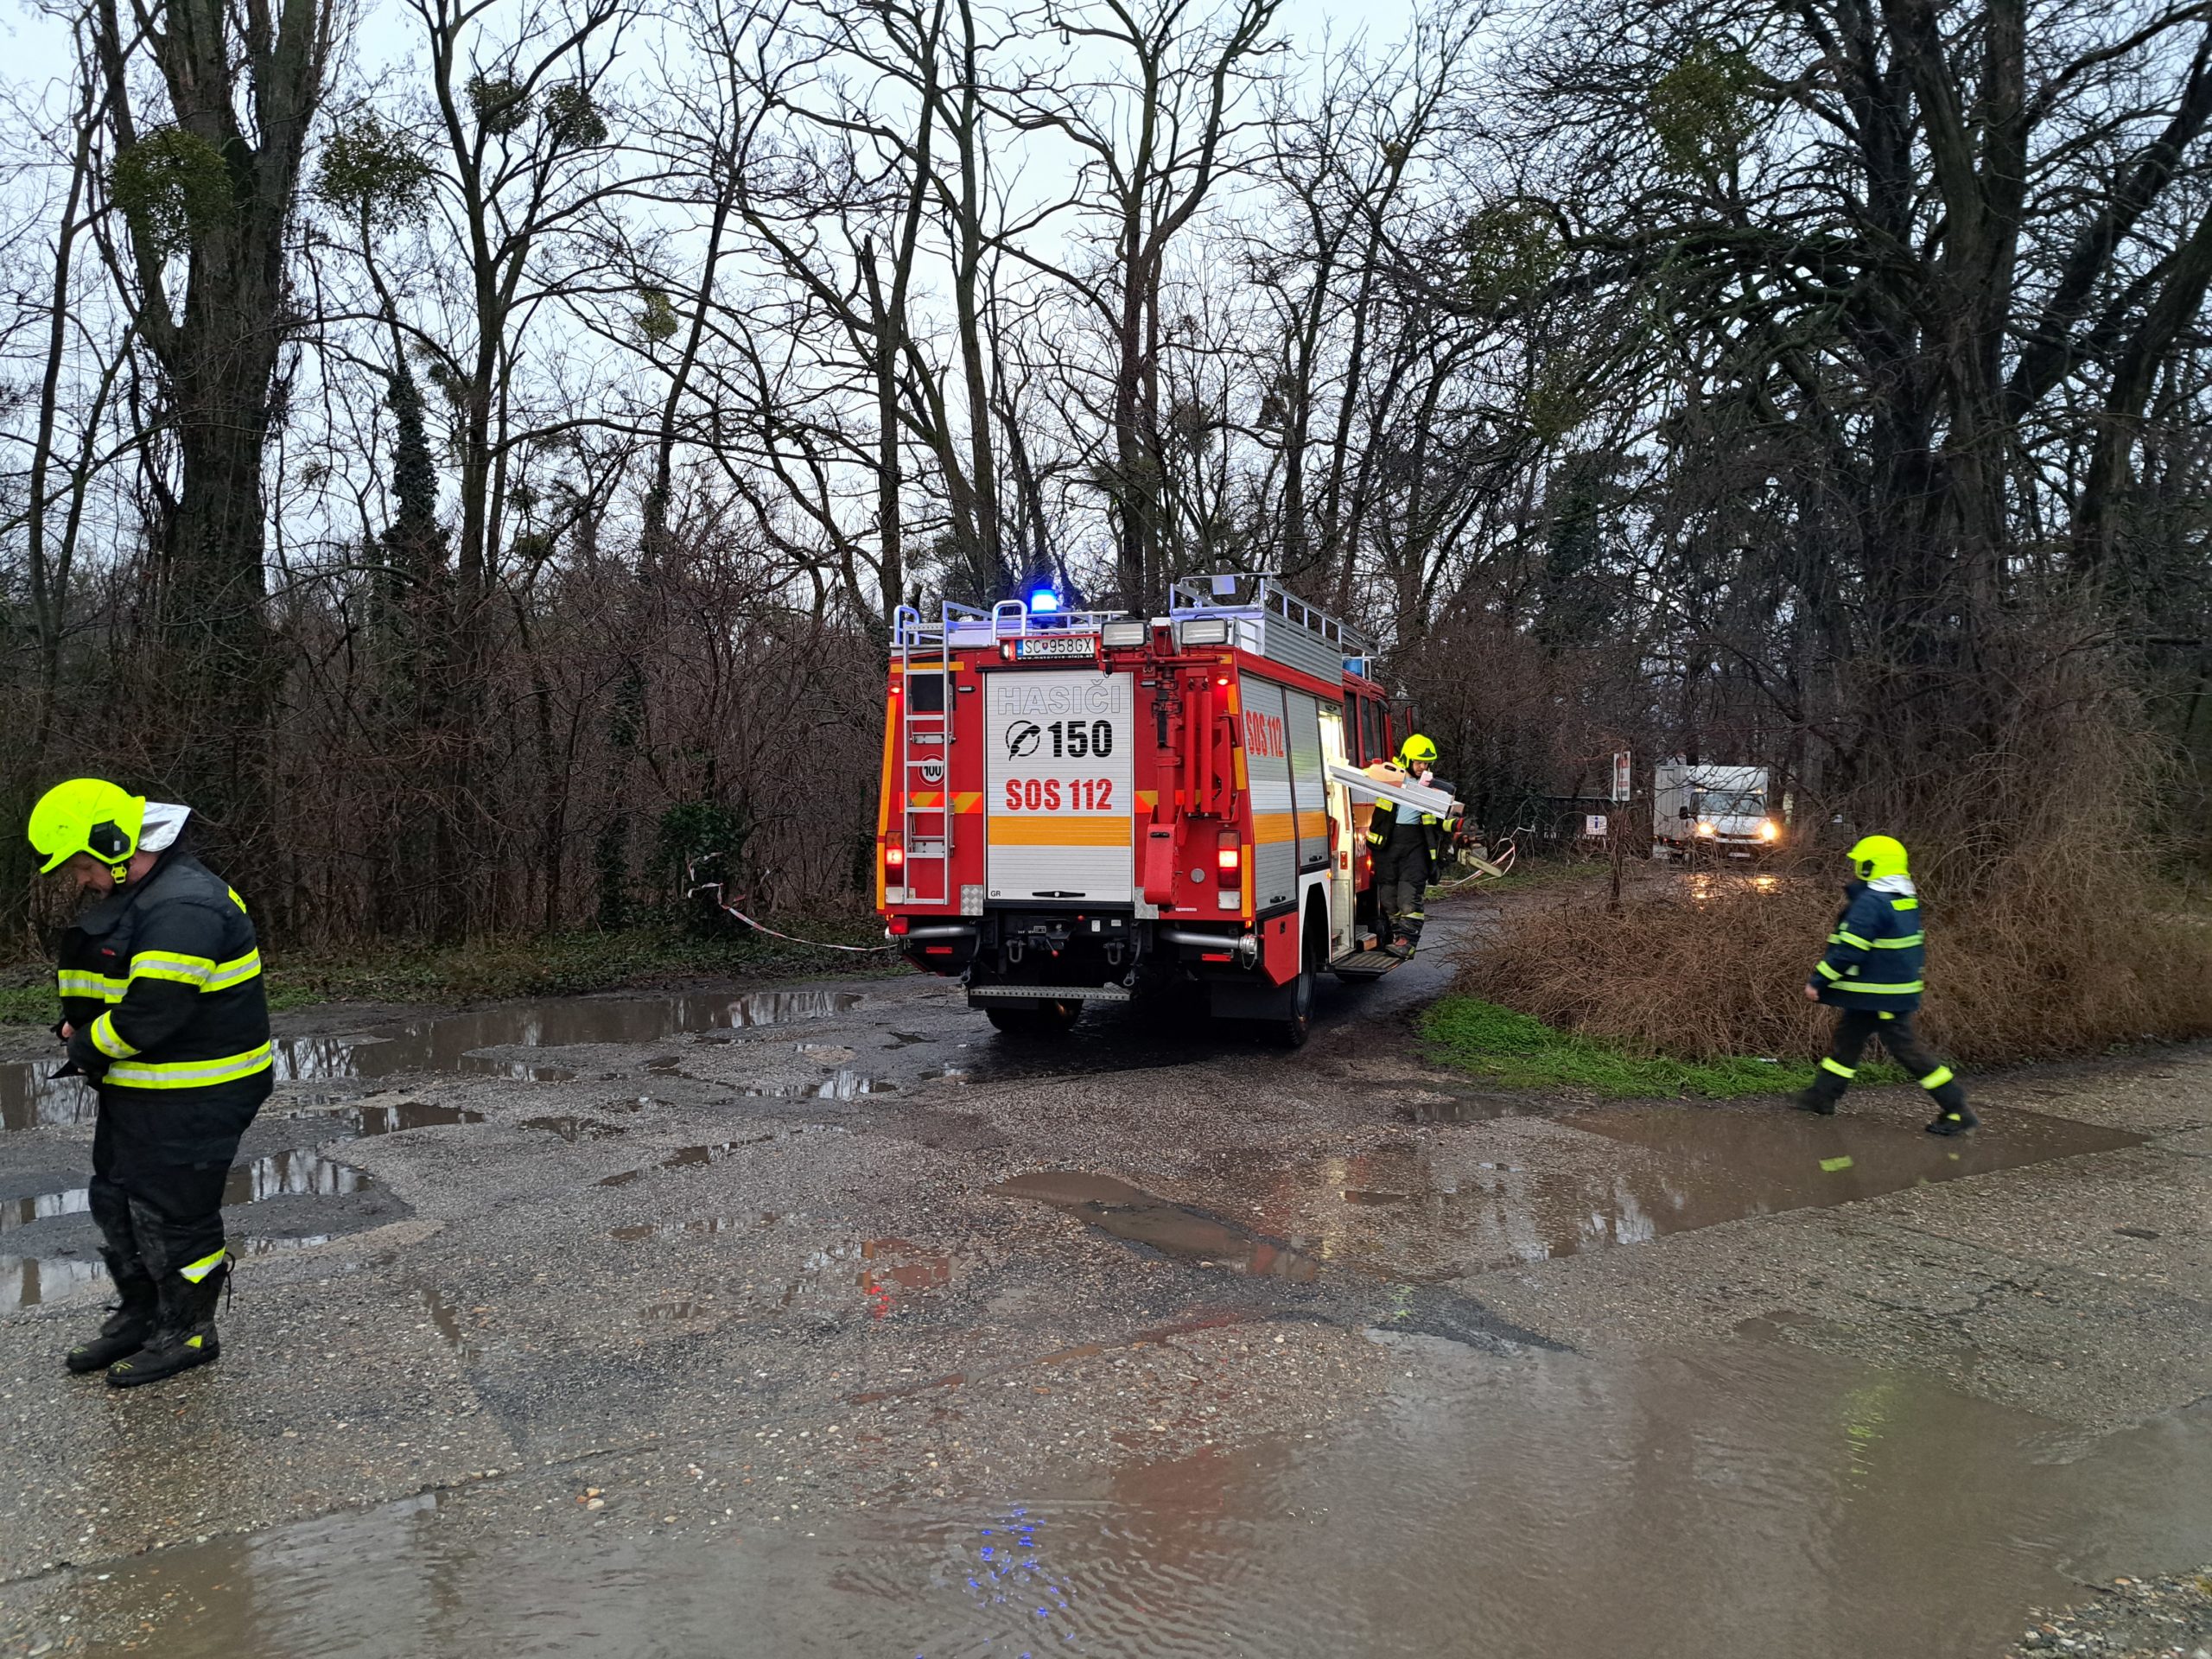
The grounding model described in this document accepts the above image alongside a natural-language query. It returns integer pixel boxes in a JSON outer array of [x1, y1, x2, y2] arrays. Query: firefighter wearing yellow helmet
[[27, 779, 274, 1386], [1797, 834, 1976, 1135], [1366, 733, 1447, 958]]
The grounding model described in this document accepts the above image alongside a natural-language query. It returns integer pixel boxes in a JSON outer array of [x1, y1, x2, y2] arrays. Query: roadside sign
[[1586, 814, 1607, 836], [1611, 751, 1631, 803]]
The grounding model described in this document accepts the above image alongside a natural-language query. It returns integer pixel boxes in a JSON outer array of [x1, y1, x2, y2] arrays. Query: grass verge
[[0, 921, 900, 1023], [1421, 994, 1903, 1099]]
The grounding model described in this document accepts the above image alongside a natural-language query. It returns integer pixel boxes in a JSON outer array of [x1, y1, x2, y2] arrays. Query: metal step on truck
[[875, 572, 1427, 1046]]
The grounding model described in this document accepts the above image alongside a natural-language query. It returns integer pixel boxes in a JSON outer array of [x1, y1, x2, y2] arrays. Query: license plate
[[1014, 635, 1096, 660]]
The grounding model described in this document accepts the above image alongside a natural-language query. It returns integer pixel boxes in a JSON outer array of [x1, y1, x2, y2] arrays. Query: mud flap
[[1206, 973, 1294, 1020]]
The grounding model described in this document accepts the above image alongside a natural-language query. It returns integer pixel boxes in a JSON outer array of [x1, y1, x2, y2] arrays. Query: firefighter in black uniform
[[1367, 734, 1448, 957], [1796, 833, 1978, 1135], [29, 779, 274, 1387]]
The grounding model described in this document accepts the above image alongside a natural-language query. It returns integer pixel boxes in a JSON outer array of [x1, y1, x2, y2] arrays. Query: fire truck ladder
[[891, 601, 981, 905]]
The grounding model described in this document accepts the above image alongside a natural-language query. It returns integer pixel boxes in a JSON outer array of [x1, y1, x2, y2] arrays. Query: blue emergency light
[[1027, 588, 1061, 614]]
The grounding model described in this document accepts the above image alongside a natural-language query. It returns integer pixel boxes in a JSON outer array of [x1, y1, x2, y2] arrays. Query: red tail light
[[886, 843, 906, 868], [887, 915, 911, 936]]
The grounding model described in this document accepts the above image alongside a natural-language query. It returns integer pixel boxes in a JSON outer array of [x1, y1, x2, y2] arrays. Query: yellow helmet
[[1397, 733, 1439, 767], [28, 779, 146, 878], [1846, 834, 1909, 881]]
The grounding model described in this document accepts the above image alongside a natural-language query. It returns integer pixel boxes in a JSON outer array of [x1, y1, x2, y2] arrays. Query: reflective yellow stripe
[[200, 950, 263, 992], [1832, 931, 1872, 950], [103, 1043, 274, 1090], [226, 887, 248, 914], [1891, 897, 1917, 911], [179, 1248, 228, 1283], [1844, 981, 1923, 995], [89, 1011, 139, 1059], [129, 950, 216, 988], [57, 969, 126, 1001], [1919, 1066, 1955, 1090], [1819, 1057, 1855, 1078], [1815, 962, 1844, 981], [1872, 932, 1923, 948]]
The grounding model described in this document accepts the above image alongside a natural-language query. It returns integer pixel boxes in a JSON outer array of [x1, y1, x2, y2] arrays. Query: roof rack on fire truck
[[892, 596, 1128, 650], [1168, 570, 1369, 683]]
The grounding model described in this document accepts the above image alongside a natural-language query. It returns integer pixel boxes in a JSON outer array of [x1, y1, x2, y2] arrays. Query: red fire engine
[[875, 573, 1418, 1046]]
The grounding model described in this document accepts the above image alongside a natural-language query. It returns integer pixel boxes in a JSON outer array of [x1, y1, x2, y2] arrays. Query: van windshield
[[1695, 791, 1765, 817]]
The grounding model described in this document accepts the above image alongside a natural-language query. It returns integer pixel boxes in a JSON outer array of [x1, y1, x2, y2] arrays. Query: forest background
[[5, 0, 2212, 1056]]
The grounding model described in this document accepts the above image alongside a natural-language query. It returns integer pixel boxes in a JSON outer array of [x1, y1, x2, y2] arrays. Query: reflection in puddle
[[610, 1215, 766, 1241], [222, 1150, 370, 1207], [0, 1250, 108, 1308], [0, 993, 867, 1129], [1, 1185, 92, 1234], [519, 1116, 628, 1142], [1223, 1106, 2144, 1280], [744, 1071, 893, 1101], [41, 1341, 2212, 1659], [595, 1124, 839, 1187], [995, 1171, 1319, 1281], [1, 1150, 372, 1308], [859, 1236, 956, 1319], [417, 1283, 480, 1363], [343, 1100, 485, 1135]]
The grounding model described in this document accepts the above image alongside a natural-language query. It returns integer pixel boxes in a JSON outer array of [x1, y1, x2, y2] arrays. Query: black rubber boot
[[108, 1255, 227, 1389], [1923, 1076, 1977, 1135], [1794, 1087, 1839, 1116], [65, 1250, 156, 1375]]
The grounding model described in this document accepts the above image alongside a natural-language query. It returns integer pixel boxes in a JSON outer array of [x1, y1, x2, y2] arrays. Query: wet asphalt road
[[0, 895, 2208, 1658]]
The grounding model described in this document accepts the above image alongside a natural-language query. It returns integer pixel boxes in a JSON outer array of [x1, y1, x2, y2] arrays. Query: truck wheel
[[984, 1000, 1082, 1037], [1263, 919, 1322, 1050]]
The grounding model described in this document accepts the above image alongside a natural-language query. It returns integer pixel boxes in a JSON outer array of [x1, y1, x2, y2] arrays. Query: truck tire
[[1262, 912, 1325, 1050], [984, 1000, 1083, 1037]]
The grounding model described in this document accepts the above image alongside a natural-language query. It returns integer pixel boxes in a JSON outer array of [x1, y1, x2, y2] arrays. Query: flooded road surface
[[0, 991, 868, 1131], [44, 1338, 2212, 1659], [1221, 1103, 2145, 1281]]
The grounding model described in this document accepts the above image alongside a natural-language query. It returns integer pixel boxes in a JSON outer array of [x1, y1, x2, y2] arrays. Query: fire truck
[[875, 572, 1419, 1047]]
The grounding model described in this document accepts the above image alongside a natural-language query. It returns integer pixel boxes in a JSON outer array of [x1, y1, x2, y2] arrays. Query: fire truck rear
[[876, 574, 1408, 1046]]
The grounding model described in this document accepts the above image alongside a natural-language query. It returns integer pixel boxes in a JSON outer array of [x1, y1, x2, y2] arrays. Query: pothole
[[995, 1171, 1319, 1282]]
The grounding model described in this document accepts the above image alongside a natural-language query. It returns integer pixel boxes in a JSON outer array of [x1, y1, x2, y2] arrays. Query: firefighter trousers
[[1372, 838, 1433, 945], [88, 1109, 235, 1294], [1811, 1010, 1967, 1111]]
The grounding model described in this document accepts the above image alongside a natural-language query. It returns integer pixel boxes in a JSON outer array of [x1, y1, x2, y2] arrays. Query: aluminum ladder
[[891, 602, 979, 906]]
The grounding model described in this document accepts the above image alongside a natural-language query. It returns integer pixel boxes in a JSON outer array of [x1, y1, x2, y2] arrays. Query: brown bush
[[1460, 862, 2212, 1065], [1459, 709, 2212, 1065]]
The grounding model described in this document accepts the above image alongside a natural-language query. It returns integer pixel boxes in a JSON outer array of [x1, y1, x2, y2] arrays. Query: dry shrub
[[1460, 698, 2212, 1066]]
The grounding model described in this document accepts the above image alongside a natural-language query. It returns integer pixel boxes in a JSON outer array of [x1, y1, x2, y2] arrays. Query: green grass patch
[[0, 920, 901, 1023], [1420, 994, 1904, 1099]]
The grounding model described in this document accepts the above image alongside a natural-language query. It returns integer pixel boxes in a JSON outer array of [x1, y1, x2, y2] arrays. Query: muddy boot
[[1793, 1087, 1838, 1116], [65, 1250, 156, 1375], [1920, 1071, 1977, 1136], [107, 1252, 227, 1389]]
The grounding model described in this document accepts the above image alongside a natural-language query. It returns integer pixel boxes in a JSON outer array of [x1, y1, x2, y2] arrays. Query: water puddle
[[223, 1149, 371, 1206], [0, 992, 867, 1129], [995, 1171, 1319, 1282], [519, 1115, 628, 1142], [416, 1284, 480, 1363], [1219, 1105, 2144, 1281], [610, 1214, 770, 1241], [31, 1339, 2212, 1658], [342, 1100, 485, 1135], [0, 1149, 372, 1308], [744, 1071, 893, 1101]]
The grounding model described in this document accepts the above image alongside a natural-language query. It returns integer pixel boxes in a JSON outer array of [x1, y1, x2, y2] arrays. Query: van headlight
[[1758, 821, 1778, 841], [1695, 821, 1716, 837]]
